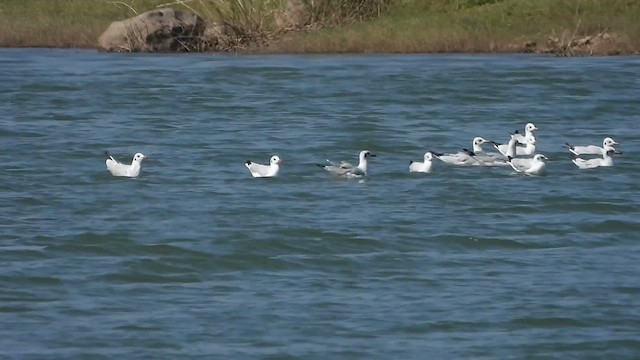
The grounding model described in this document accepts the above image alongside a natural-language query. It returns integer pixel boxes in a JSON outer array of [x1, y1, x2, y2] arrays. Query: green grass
[[268, 0, 640, 53], [1, 0, 639, 53], [0, 0, 214, 47]]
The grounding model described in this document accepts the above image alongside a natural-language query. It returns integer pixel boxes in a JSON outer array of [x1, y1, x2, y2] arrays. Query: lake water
[[1, 49, 639, 359]]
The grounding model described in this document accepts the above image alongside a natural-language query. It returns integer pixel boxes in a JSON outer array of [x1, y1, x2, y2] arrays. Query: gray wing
[[344, 167, 365, 177], [508, 157, 535, 172], [437, 152, 480, 166], [516, 145, 535, 156], [323, 164, 352, 176], [246, 162, 271, 177], [572, 157, 600, 169], [570, 145, 603, 155], [326, 159, 354, 169], [512, 132, 526, 142], [106, 158, 130, 176], [474, 151, 508, 166], [496, 143, 509, 156]]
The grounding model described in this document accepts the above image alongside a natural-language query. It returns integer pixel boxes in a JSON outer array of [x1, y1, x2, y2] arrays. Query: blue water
[[1, 49, 639, 359]]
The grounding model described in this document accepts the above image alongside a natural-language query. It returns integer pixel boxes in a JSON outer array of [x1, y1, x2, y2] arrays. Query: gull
[[492, 135, 521, 159], [463, 137, 510, 166], [511, 122, 538, 143], [438, 137, 492, 166], [105, 151, 147, 177], [317, 150, 376, 178], [245, 155, 282, 178], [572, 149, 622, 169], [409, 152, 440, 173], [507, 154, 547, 176], [564, 137, 619, 156], [495, 135, 536, 156]]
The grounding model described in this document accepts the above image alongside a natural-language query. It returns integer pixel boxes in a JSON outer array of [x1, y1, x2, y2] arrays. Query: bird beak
[[143, 155, 148, 161], [370, 154, 377, 157]]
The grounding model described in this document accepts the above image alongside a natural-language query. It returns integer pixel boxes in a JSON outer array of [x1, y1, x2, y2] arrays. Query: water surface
[[1, 49, 639, 359]]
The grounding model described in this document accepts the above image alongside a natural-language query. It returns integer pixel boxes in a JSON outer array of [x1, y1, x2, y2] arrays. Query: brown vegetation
[[0, 0, 639, 55]]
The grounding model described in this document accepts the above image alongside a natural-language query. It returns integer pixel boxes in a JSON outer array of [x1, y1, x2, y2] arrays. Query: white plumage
[[496, 135, 536, 156], [572, 149, 620, 169], [565, 137, 618, 156], [105, 151, 147, 177], [245, 155, 282, 177], [511, 122, 538, 143], [318, 150, 376, 178], [409, 152, 438, 173], [437, 137, 500, 166], [508, 154, 547, 176]]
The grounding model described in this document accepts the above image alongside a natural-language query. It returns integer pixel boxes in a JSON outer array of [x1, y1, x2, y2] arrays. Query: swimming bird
[[564, 137, 619, 156], [105, 151, 147, 177], [437, 137, 492, 166], [464, 137, 510, 166], [245, 155, 282, 177], [492, 135, 521, 159], [572, 149, 621, 169], [317, 150, 376, 178], [495, 135, 536, 157], [511, 122, 538, 143], [409, 152, 440, 173], [507, 154, 547, 176]]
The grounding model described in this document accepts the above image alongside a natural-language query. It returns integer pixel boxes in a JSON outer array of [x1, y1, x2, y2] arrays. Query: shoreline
[[1, 0, 639, 56], [1, 45, 637, 57], [1, 45, 636, 57]]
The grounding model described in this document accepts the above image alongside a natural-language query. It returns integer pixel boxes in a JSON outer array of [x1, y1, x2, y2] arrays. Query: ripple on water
[[1, 50, 639, 358]]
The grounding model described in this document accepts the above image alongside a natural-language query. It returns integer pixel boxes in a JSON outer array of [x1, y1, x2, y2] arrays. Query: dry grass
[[1, 0, 158, 47], [0, 0, 219, 48], [267, 0, 640, 54], [0, 0, 639, 54], [0, 0, 396, 49]]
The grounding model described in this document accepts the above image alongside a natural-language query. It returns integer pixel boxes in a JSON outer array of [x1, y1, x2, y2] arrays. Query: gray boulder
[[98, 8, 206, 52]]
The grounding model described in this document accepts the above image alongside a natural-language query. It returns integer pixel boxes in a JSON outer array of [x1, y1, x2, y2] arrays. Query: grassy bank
[[0, 0, 211, 48], [1, 0, 639, 54], [269, 0, 640, 54]]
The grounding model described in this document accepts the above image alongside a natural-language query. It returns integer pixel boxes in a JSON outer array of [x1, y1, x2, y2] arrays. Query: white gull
[[437, 137, 493, 166], [511, 122, 538, 143], [507, 154, 547, 176], [409, 152, 439, 173], [105, 151, 147, 177], [495, 135, 536, 156], [317, 150, 376, 178], [564, 137, 618, 156], [572, 149, 622, 169], [245, 155, 282, 177]]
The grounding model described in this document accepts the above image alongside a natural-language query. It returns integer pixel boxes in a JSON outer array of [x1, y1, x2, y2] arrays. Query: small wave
[[434, 234, 549, 250], [510, 316, 590, 328], [579, 219, 640, 233], [95, 258, 203, 284], [45, 232, 138, 257]]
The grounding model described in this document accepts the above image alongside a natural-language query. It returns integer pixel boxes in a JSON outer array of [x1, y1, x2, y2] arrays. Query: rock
[[203, 23, 232, 51], [274, 0, 310, 30], [522, 41, 537, 53], [98, 8, 205, 52]]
